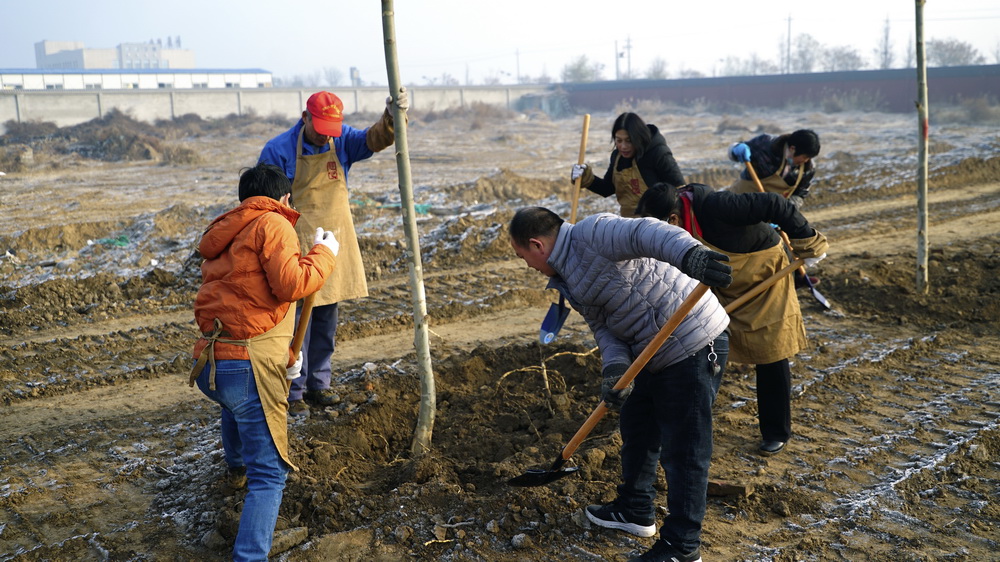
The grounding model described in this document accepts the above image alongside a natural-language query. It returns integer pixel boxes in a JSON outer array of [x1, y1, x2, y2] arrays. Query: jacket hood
[[199, 196, 300, 259], [646, 124, 667, 151]]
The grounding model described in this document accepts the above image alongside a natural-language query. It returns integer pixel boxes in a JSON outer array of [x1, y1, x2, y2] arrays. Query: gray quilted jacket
[[545, 213, 729, 371]]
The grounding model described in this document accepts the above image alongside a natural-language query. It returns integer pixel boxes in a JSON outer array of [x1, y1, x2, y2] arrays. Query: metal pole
[[381, 0, 436, 455], [915, 0, 929, 293]]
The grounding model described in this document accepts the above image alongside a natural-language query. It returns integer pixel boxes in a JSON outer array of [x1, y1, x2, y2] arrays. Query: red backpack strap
[[676, 186, 703, 239]]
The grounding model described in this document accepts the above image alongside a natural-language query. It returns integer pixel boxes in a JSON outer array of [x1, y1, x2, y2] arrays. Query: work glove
[[804, 253, 827, 268], [286, 353, 303, 380], [729, 142, 751, 163], [571, 163, 588, 182], [681, 246, 733, 288], [789, 230, 829, 259], [601, 364, 632, 411], [314, 227, 340, 256], [386, 86, 409, 113], [788, 194, 804, 209]]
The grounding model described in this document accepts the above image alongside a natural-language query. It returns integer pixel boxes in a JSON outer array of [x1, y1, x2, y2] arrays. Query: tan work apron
[[695, 236, 806, 365], [291, 130, 368, 306], [731, 149, 804, 198], [613, 156, 649, 218], [189, 305, 299, 470]]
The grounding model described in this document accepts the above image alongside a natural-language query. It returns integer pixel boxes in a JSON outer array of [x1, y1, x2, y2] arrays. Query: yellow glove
[[789, 230, 829, 259]]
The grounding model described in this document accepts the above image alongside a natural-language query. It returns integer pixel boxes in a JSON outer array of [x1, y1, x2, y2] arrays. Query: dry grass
[[933, 96, 1000, 125], [415, 101, 515, 125]]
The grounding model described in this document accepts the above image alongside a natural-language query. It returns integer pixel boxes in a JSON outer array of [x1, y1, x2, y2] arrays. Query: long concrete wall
[[0, 85, 548, 130]]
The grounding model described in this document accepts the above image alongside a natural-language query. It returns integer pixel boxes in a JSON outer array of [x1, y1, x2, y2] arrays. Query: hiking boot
[[288, 400, 310, 419], [585, 502, 656, 537], [629, 539, 702, 562], [304, 388, 339, 406], [224, 466, 247, 493]]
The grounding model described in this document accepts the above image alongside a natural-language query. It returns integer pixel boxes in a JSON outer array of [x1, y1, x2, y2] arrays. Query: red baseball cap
[[305, 91, 344, 137]]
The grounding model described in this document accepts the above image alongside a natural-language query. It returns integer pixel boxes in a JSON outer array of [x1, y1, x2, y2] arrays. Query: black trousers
[[755, 358, 791, 442]]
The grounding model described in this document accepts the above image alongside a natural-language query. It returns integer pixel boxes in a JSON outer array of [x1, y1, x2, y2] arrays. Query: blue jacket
[[258, 119, 374, 182], [545, 214, 729, 371]]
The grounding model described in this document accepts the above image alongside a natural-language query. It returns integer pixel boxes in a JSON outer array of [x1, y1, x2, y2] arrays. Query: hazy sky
[[2, 0, 998, 86]]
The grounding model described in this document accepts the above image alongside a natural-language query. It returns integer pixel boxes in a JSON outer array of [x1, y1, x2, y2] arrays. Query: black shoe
[[585, 502, 656, 537], [629, 539, 702, 562], [303, 388, 339, 406], [758, 440, 786, 456]]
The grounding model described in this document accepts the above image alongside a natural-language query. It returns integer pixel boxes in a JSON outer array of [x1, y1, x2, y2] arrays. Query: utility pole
[[786, 15, 792, 73], [516, 49, 520, 84], [625, 36, 632, 79], [615, 40, 620, 80]]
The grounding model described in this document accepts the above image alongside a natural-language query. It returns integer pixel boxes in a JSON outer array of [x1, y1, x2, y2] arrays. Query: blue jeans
[[196, 359, 289, 562], [289, 302, 338, 401], [615, 332, 729, 553]]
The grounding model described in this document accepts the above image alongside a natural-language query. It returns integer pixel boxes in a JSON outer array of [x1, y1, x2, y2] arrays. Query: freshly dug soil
[[1, 105, 998, 561]]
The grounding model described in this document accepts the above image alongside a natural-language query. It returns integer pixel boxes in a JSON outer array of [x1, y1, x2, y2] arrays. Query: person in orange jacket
[[189, 163, 338, 561]]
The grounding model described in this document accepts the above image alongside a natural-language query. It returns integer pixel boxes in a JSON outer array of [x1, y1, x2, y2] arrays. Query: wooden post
[[915, 0, 929, 293], [381, 0, 436, 455]]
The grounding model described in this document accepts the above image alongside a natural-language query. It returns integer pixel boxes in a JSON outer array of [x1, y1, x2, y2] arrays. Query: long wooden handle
[[744, 161, 809, 277], [569, 114, 591, 224], [723, 258, 802, 314], [559, 283, 710, 461], [290, 292, 316, 360]]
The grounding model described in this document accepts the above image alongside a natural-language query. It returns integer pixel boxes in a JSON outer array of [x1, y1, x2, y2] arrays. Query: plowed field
[[1, 105, 998, 561]]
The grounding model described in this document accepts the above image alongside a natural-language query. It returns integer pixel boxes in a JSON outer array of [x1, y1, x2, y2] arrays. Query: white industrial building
[[35, 39, 195, 70], [0, 69, 274, 91], [0, 39, 272, 91]]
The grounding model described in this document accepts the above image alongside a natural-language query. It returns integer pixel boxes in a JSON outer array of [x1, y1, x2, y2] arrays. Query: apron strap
[[189, 318, 250, 391]]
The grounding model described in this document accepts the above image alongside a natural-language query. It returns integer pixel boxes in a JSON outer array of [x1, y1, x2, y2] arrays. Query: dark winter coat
[[586, 124, 685, 199]]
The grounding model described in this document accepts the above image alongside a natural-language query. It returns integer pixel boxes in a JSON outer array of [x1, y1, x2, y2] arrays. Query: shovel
[[539, 295, 570, 344], [509, 283, 710, 487], [569, 114, 591, 224], [538, 114, 591, 344], [289, 293, 316, 364], [744, 162, 831, 310], [723, 258, 803, 314]]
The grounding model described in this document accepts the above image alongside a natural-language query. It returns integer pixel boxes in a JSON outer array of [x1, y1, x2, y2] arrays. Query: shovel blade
[[539, 298, 570, 344], [803, 275, 832, 309], [507, 465, 580, 487]]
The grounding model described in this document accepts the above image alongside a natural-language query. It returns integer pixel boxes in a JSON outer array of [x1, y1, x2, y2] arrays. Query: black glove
[[601, 364, 632, 411], [681, 246, 732, 288]]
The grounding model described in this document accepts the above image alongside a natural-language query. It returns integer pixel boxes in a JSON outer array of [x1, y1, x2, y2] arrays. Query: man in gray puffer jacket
[[509, 207, 732, 562]]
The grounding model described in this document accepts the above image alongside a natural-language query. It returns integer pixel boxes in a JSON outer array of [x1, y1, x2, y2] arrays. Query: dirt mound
[[820, 243, 1000, 334], [454, 169, 570, 205]]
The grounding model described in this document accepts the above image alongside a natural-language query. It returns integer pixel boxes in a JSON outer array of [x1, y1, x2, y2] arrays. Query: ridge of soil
[[1, 106, 998, 561]]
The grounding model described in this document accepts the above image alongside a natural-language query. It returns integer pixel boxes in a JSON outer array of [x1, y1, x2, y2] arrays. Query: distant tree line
[[269, 25, 995, 87]]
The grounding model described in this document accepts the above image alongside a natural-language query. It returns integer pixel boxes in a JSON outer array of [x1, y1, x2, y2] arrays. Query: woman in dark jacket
[[635, 182, 828, 457], [571, 112, 685, 217]]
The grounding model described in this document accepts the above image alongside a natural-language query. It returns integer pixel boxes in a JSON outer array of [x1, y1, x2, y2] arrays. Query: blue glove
[[730, 143, 751, 163]]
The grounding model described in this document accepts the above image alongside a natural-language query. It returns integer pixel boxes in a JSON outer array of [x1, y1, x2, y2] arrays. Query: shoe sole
[[585, 509, 656, 537], [758, 445, 785, 456]]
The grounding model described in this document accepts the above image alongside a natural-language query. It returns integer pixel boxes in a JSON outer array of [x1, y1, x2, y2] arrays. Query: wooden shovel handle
[[289, 292, 316, 361], [744, 161, 809, 278], [559, 283, 710, 461], [569, 114, 591, 224], [723, 258, 803, 314]]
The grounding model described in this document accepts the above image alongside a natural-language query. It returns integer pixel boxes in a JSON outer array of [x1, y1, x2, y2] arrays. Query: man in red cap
[[258, 88, 409, 418]]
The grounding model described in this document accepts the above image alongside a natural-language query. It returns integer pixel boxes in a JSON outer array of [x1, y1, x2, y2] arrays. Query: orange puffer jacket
[[192, 196, 335, 361]]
